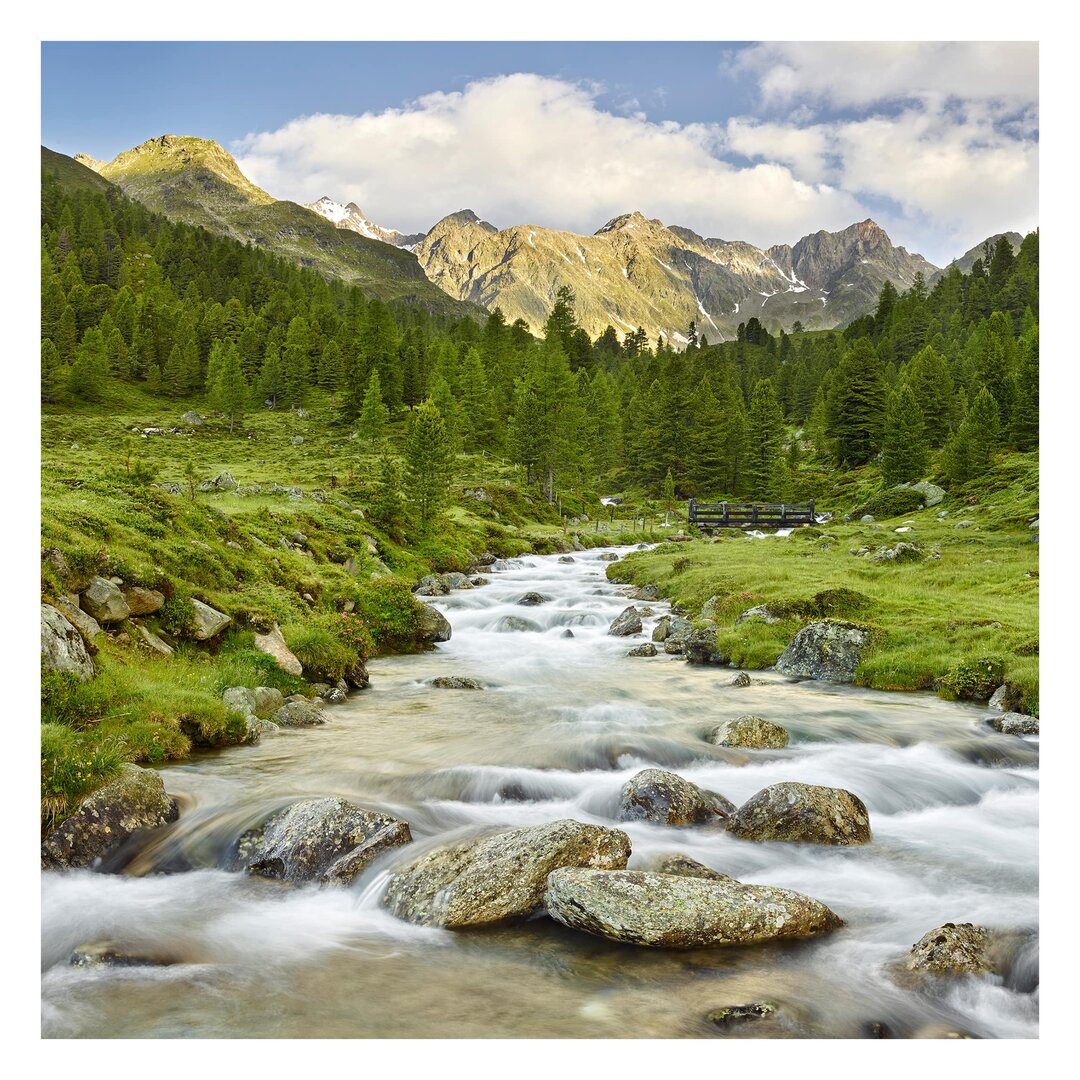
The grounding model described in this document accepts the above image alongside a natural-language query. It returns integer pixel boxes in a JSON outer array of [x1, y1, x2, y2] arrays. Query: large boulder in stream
[[710, 714, 790, 750], [726, 782, 871, 845], [383, 818, 631, 927], [234, 797, 412, 885], [683, 622, 729, 665], [543, 869, 843, 948], [895, 923, 994, 982], [41, 764, 179, 870], [608, 606, 643, 637], [416, 604, 453, 643], [775, 621, 870, 682], [271, 699, 326, 727], [988, 711, 1039, 736], [618, 768, 734, 826], [41, 604, 95, 681]]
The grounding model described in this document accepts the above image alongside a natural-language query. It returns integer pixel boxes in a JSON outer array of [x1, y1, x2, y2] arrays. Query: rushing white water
[[41, 546, 1038, 1039]]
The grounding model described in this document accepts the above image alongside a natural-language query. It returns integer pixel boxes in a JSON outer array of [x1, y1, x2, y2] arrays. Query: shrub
[[354, 577, 421, 650], [850, 487, 925, 520], [282, 618, 358, 682], [936, 655, 1006, 701]]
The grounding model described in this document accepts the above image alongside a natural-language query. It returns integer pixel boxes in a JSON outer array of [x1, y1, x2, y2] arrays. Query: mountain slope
[[42, 146, 114, 195], [401, 210, 938, 342], [937, 232, 1024, 277], [86, 136, 475, 317]]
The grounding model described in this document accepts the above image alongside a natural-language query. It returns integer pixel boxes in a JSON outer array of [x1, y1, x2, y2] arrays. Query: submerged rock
[[728, 671, 752, 688], [608, 606, 643, 637], [41, 603, 95, 681], [429, 676, 485, 690], [41, 764, 179, 870], [710, 714, 790, 749], [599, 553, 620, 562], [775, 621, 870, 682], [707, 1002, 779, 1027], [618, 768, 733, 826], [383, 818, 631, 927], [627, 643, 657, 657], [234, 797, 411, 885], [415, 604, 453, 643], [517, 592, 549, 606], [726, 782, 871, 845], [641, 853, 737, 883], [495, 615, 541, 633], [557, 556, 576, 563], [254, 623, 303, 676], [544, 869, 843, 948]]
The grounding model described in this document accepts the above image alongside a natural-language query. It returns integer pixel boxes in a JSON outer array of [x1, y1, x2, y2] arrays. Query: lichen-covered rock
[[234, 797, 411, 885], [121, 586, 165, 616], [775, 621, 870, 682], [223, 686, 258, 716], [988, 683, 1025, 713], [495, 615, 541, 633], [416, 604, 453, 643], [608, 606, 643, 637], [41, 764, 179, 870], [989, 711, 1039, 736], [899, 923, 993, 978], [869, 541, 922, 563], [735, 604, 783, 626], [896, 480, 945, 507], [54, 597, 102, 642], [383, 819, 631, 927], [544, 869, 843, 948], [253, 686, 285, 718], [517, 592, 549, 606], [710, 714, 790, 750], [254, 623, 303, 676], [728, 671, 751, 687], [271, 699, 326, 727], [189, 598, 231, 640], [641, 854, 737, 883], [618, 768, 733, 826], [80, 577, 131, 624], [627, 643, 657, 657], [683, 622, 729, 665], [41, 604, 95, 681], [429, 676, 485, 690], [726, 782, 871, 845], [652, 615, 692, 643], [134, 624, 173, 656]]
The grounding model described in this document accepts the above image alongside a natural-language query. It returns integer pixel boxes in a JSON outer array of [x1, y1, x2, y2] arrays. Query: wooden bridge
[[687, 498, 816, 529]]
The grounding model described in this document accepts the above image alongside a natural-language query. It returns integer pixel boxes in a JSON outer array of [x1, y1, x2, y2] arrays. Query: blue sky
[[41, 41, 1039, 265]]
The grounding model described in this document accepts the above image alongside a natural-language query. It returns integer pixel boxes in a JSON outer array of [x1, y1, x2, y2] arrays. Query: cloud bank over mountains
[[234, 43, 1037, 265]]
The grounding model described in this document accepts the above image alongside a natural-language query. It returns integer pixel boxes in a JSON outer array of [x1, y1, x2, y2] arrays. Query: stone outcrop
[[80, 577, 131, 624], [254, 623, 303, 676], [41, 604, 95, 681], [383, 819, 631, 927], [608, 606, 643, 637], [775, 621, 870, 682], [189, 598, 231, 640]]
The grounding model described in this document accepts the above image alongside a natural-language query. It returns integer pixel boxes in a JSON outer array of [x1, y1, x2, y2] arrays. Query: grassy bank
[[607, 452, 1039, 714], [40, 385, 675, 829]]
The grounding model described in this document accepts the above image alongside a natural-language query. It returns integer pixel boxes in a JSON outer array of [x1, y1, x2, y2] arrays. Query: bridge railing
[[687, 498, 816, 528]]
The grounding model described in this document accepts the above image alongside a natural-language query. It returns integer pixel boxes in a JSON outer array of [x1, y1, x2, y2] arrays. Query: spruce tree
[[743, 378, 788, 500], [1010, 327, 1039, 451], [321, 340, 344, 403], [881, 385, 929, 485], [404, 400, 454, 533], [902, 345, 954, 445], [827, 339, 888, 465], [212, 343, 248, 433], [964, 386, 1002, 467], [370, 452, 408, 539], [358, 370, 390, 450], [68, 328, 109, 401]]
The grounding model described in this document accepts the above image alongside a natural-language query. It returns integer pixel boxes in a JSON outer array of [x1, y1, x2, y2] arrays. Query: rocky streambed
[[41, 547, 1039, 1039]]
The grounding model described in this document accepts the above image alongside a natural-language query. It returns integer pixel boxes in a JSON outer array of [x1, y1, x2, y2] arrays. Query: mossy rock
[[937, 655, 1006, 702]]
